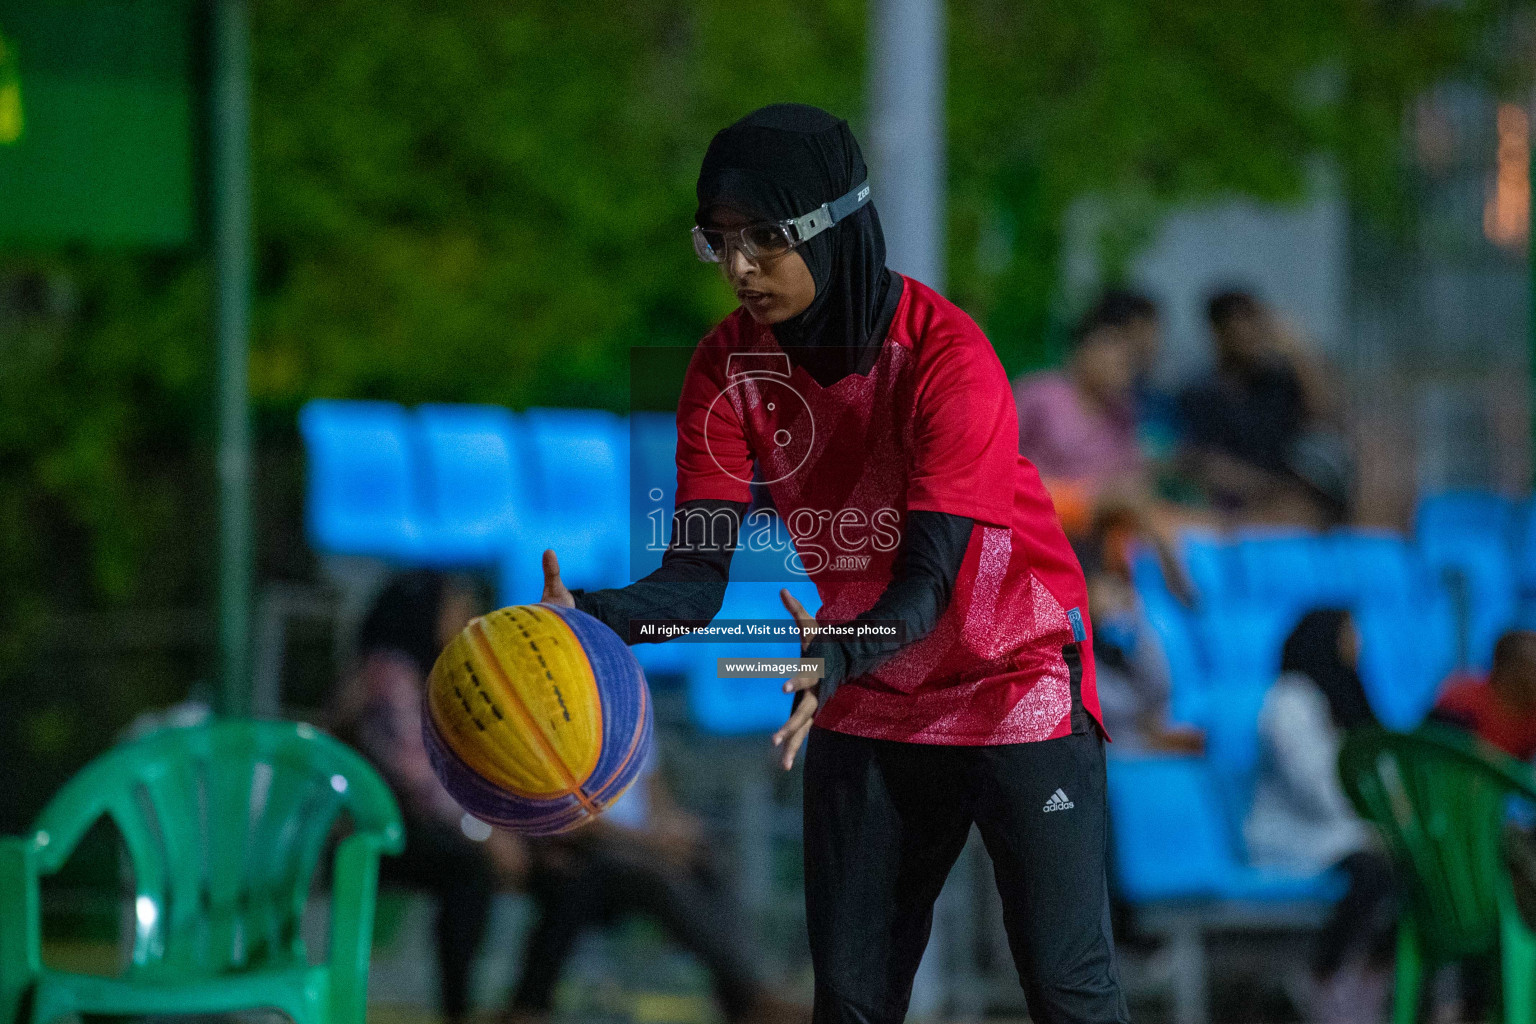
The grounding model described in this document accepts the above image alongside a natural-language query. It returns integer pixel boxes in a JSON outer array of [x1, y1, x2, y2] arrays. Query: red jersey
[[674, 276, 1101, 745], [1435, 675, 1536, 761]]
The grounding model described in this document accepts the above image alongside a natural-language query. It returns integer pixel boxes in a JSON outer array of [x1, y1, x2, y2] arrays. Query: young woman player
[[539, 104, 1131, 1024]]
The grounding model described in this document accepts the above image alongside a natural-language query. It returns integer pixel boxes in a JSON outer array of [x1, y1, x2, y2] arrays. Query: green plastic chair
[[1339, 725, 1536, 1024], [0, 720, 404, 1024]]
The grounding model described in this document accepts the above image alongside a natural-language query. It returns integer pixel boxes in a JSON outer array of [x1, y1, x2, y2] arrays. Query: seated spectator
[[1082, 511, 1202, 752], [1432, 629, 1536, 760], [1178, 290, 1349, 525], [508, 758, 800, 1024], [1110, 291, 1181, 459], [1014, 291, 1149, 534], [332, 571, 523, 1024], [1431, 630, 1536, 1021], [334, 571, 799, 1024], [1246, 610, 1395, 1023]]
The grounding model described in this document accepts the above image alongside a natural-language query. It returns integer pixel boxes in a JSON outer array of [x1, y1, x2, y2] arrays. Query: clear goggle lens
[[691, 222, 796, 264]]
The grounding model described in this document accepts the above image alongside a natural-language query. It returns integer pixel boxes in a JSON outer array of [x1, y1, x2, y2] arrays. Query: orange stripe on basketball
[[468, 620, 601, 817]]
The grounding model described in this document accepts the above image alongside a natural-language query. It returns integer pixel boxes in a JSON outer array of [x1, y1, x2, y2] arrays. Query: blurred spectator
[[335, 570, 799, 1024], [1431, 629, 1536, 759], [1431, 630, 1536, 1021], [507, 761, 802, 1024], [1082, 511, 1202, 752], [1246, 610, 1395, 1023], [1108, 290, 1182, 459], [334, 570, 525, 1024], [1178, 290, 1350, 525], [1014, 291, 1152, 533]]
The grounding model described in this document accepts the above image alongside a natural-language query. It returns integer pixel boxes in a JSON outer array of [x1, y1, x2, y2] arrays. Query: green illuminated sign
[[0, 30, 21, 145], [0, 2, 194, 245]]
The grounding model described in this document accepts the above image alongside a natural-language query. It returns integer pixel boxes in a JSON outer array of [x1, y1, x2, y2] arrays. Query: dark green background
[[0, 1, 195, 245]]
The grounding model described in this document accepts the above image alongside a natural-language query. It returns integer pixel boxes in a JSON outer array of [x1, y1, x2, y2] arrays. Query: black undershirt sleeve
[[573, 501, 973, 715], [805, 509, 973, 706], [572, 498, 746, 640]]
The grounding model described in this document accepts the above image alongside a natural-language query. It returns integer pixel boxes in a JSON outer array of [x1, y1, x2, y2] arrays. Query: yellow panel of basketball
[[477, 606, 605, 781], [425, 605, 604, 799], [425, 631, 561, 798]]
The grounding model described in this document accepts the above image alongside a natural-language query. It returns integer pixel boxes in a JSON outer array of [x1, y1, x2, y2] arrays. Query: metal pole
[[211, 0, 253, 717], [868, 0, 946, 291], [869, 9, 952, 1011]]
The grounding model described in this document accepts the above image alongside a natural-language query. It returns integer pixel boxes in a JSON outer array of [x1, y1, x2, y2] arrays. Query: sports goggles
[[692, 179, 872, 264]]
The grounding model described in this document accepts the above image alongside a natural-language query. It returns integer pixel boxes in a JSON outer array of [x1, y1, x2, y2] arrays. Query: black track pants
[[803, 727, 1131, 1024]]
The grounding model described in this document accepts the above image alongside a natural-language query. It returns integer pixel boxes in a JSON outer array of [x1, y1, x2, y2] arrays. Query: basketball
[[422, 602, 653, 835]]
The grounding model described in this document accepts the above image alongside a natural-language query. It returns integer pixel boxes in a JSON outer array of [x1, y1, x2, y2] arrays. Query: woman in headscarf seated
[[1246, 609, 1395, 1024]]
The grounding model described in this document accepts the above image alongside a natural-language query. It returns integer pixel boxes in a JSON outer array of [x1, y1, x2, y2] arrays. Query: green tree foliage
[[0, 0, 1512, 634], [946, 0, 1499, 367], [249, 0, 864, 413]]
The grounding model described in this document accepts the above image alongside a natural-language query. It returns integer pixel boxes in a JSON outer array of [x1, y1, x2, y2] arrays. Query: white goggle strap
[[787, 179, 872, 244]]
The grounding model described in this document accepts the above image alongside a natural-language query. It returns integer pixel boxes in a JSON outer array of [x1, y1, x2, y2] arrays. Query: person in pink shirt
[[1013, 294, 1151, 534]]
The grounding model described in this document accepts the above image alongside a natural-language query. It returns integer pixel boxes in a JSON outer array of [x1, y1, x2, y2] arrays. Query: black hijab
[[1281, 609, 1375, 732], [357, 570, 452, 680], [695, 104, 902, 386]]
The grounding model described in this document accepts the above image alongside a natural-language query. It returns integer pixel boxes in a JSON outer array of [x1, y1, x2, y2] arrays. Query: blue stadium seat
[[500, 407, 629, 601], [628, 412, 679, 579], [1179, 533, 1236, 605], [298, 399, 425, 560], [631, 633, 698, 681], [1231, 530, 1423, 609], [413, 404, 528, 566], [1328, 529, 1420, 606], [1201, 681, 1276, 829], [1109, 755, 1233, 902], [1107, 755, 1342, 904], [1198, 604, 1297, 690], [1194, 603, 1297, 827], [1354, 594, 1458, 731], [1416, 493, 1519, 660], [625, 411, 706, 680], [1416, 490, 1517, 551], [1418, 534, 1518, 673], [1230, 531, 1332, 608], [1516, 498, 1536, 605], [1128, 545, 1173, 601], [1138, 589, 1209, 729]]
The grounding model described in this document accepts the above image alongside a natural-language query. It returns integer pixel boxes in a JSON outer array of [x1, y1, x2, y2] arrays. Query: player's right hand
[[541, 549, 576, 608], [772, 588, 821, 770]]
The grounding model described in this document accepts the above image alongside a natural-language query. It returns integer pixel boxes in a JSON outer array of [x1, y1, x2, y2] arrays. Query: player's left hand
[[772, 589, 821, 771]]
